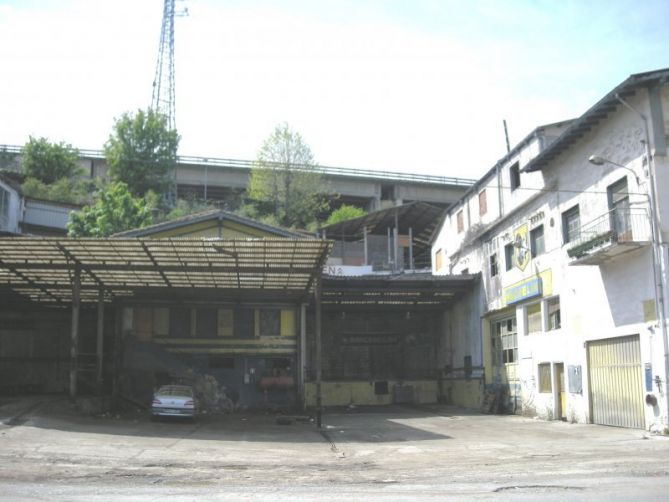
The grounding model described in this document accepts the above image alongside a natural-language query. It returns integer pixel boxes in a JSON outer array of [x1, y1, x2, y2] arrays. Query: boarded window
[[153, 308, 169, 336], [478, 189, 487, 216], [196, 308, 217, 338], [135, 308, 153, 341], [547, 297, 561, 330], [527, 303, 542, 334], [538, 363, 552, 393], [457, 210, 464, 233], [435, 248, 443, 271], [258, 309, 280, 337], [217, 309, 234, 337], [170, 307, 191, 337]]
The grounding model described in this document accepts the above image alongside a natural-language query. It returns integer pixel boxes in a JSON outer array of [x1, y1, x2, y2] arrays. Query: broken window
[[547, 297, 561, 330], [258, 309, 281, 337], [492, 317, 517, 365]]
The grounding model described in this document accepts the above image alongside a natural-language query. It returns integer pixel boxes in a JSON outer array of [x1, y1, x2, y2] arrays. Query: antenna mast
[[151, 0, 187, 203]]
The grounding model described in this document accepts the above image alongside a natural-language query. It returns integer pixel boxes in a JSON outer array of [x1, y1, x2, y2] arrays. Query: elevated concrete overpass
[[0, 145, 475, 210]]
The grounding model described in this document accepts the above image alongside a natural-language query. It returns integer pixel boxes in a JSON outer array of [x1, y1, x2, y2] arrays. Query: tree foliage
[[21, 176, 91, 205], [21, 136, 81, 184], [104, 108, 179, 197], [246, 123, 328, 229], [324, 204, 366, 226], [67, 181, 155, 237]]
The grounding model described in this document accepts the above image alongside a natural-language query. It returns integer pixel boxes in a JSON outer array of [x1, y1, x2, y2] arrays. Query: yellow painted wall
[[304, 380, 438, 407], [280, 309, 296, 336], [446, 379, 484, 409]]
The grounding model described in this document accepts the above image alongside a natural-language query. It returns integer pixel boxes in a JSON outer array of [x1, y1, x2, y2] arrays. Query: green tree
[[104, 109, 179, 197], [21, 136, 81, 184], [324, 204, 366, 226], [246, 123, 329, 229], [67, 181, 155, 237], [20, 176, 90, 205]]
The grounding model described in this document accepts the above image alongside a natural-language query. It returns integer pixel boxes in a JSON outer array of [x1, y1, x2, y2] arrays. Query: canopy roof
[[0, 237, 330, 305], [322, 273, 477, 310]]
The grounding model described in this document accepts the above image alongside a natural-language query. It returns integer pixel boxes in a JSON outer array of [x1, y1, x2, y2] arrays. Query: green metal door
[[587, 335, 644, 428]]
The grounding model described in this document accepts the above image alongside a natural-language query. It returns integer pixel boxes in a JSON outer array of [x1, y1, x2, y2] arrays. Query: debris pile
[[193, 374, 235, 414]]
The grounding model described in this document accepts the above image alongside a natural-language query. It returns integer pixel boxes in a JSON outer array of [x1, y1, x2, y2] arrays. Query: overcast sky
[[1, 0, 668, 179]]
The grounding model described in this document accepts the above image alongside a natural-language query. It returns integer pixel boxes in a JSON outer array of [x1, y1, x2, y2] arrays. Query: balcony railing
[[566, 206, 650, 263]]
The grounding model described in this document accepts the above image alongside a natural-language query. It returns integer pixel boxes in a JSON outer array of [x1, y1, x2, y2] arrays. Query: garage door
[[587, 335, 644, 428]]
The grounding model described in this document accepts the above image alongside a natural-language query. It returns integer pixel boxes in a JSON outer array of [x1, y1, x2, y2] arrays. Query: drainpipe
[[616, 92, 669, 424]]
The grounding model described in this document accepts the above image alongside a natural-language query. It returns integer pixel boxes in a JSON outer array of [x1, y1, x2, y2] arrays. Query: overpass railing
[[1, 144, 476, 187]]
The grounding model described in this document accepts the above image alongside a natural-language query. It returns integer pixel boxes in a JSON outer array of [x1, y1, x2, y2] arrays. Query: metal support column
[[409, 227, 414, 270], [96, 288, 105, 395], [69, 267, 81, 401], [315, 279, 323, 427], [299, 303, 307, 410], [363, 226, 368, 266]]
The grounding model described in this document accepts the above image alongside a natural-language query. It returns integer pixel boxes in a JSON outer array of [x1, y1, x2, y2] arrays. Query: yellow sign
[[513, 223, 530, 271]]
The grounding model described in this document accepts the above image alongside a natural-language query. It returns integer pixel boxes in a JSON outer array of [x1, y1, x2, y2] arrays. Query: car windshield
[[155, 386, 193, 397]]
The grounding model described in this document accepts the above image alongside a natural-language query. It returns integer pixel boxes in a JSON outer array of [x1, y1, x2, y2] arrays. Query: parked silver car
[[151, 385, 196, 418]]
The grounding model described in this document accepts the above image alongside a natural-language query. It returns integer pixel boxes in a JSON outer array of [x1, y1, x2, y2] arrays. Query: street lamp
[[587, 155, 641, 186]]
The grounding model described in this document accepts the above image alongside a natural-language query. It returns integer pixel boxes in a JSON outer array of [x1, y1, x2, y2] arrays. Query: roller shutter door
[[587, 335, 644, 428]]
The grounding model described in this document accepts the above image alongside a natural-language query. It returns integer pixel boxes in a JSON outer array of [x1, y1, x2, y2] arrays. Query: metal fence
[[567, 206, 651, 258]]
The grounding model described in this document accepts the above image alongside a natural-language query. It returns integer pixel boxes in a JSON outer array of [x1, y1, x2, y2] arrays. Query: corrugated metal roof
[[0, 237, 330, 304]]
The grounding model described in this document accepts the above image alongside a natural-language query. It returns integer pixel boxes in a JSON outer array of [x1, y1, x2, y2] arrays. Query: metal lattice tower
[[151, 0, 187, 202]]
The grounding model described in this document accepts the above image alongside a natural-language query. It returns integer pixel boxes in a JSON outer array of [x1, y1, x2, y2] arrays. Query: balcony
[[566, 207, 651, 265]]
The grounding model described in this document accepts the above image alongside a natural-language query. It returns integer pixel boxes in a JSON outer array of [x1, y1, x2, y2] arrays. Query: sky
[[1, 0, 668, 180]]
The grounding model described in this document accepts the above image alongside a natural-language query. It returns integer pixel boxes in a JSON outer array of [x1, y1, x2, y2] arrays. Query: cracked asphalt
[[1, 397, 669, 500]]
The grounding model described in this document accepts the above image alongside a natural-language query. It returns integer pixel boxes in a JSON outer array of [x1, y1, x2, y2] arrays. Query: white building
[[433, 68, 669, 430]]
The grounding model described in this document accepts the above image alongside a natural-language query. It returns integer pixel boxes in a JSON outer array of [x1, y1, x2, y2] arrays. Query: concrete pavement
[[1, 397, 668, 500]]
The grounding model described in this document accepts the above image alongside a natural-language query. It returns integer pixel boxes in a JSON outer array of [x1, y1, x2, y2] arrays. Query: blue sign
[[504, 277, 542, 305]]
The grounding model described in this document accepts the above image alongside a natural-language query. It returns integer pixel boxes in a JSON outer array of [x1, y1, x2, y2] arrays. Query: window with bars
[[538, 363, 552, 393]]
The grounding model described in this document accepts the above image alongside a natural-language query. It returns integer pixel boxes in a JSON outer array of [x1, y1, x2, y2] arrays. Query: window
[[196, 308, 218, 337], [435, 248, 443, 271], [608, 177, 631, 238], [492, 317, 517, 365], [478, 190, 487, 216], [489, 253, 498, 277], [510, 162, 521, 191], [170, 307, 191, 337], [538, 363, 552, 393], [562, 205, 580, 244], [530, 225, 545, 257], [547, 297, 561, 330], [526, 302, 542, 334], [504, 243, 514, 271], [217, 308, 234, 337], [0, 186, 9, 229], [457, 210, 464, 233], [258, 309, 280, 337]]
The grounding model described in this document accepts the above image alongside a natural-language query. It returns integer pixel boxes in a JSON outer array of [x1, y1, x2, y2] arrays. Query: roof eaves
[[522, 67, 669, 174]]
